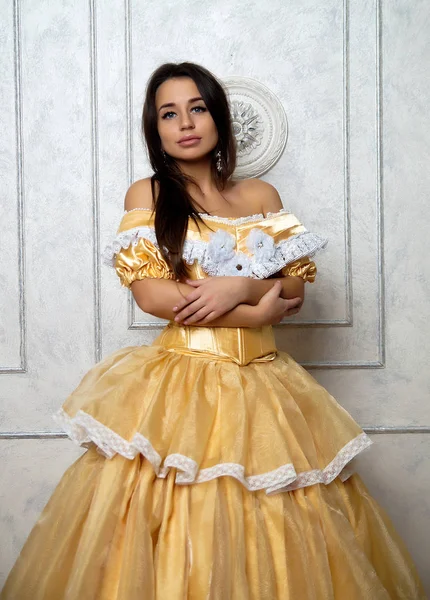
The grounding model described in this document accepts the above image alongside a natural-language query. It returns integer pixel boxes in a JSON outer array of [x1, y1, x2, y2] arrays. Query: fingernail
[[173, 306, 178, 311]]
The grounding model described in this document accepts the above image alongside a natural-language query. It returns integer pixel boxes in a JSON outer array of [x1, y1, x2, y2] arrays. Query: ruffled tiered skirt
[[1, 323, 426, 599]]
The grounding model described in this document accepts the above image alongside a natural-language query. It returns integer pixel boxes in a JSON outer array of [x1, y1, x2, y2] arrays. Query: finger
[[284, 296, 302, 309], [185, 279, 205, 286], [199, 310, 223, 324], [173, 290, 201, 312], [183, 307, 211, 325], [173, 291, 200, 311], [264, 280, 281, 296], [272, 280, 283, 296], [196, 311, 219, 324], [174, 299, 206, 321], [290, 296, 302, 307]]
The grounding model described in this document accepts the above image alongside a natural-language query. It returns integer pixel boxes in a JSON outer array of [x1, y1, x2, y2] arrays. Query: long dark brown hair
[[141, 62, 237, 280]]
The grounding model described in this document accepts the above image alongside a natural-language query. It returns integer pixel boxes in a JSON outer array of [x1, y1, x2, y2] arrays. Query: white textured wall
[[1, 0, 429, 592]]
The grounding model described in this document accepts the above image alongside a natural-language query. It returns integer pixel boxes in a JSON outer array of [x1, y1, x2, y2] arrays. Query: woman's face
[[155, 76, 219, 162]]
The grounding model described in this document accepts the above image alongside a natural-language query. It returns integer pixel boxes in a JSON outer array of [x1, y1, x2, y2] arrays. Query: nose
[[179, 110, 195, 130]]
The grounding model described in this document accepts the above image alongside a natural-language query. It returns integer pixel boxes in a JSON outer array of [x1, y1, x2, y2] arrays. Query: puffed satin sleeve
[[281, 256, 317, 282], [114, 238, 175, 288]]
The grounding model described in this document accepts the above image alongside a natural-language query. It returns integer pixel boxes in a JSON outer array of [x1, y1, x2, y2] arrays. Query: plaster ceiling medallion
[[222, 76, 288, 179]]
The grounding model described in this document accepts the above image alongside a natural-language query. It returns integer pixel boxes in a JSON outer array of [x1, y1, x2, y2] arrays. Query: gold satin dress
[[1, 208, 426, 599]]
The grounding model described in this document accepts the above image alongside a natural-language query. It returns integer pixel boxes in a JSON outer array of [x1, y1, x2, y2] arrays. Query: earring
[[216, 150, 222, 173], [162, 149, 167, 164]]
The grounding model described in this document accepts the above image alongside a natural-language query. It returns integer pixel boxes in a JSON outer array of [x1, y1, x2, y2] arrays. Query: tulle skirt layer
[[49, 344, 373, 493], [1, 446, 425, 599], [1, 332, 426, 598]]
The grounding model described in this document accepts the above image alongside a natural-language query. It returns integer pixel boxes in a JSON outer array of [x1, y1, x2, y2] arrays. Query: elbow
[[130, 279, 156, 314], [130, 278, 174, 320], [286, 276, 305, 302], [300, 280, 306, 303], [296, 278, 305, 300]]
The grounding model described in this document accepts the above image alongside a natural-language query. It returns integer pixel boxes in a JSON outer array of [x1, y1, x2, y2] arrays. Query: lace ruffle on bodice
[[102, 207, 328, 288]]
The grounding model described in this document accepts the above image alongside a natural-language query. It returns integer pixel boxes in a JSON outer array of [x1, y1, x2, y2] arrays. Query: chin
[[177, 150, 211, 162]]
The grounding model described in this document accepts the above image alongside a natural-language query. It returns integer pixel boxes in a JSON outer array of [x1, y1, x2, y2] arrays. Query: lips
[[178, 135, 201, 143]]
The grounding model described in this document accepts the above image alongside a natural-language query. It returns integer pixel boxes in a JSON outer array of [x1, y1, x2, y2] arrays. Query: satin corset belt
[[152, 321, 278, 366]]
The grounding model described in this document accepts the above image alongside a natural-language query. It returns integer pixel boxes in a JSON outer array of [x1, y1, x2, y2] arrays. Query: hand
[[172, 277, 249, 325], [254, 281, 303, 326], [284, 296, 303, 317]]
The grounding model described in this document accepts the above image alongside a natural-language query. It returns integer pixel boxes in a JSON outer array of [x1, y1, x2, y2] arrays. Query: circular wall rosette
[[222, 76, 288, 178]]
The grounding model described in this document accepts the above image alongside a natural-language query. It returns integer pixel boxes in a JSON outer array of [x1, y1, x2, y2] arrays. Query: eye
[[161, 106, 207, 120], [161, 111, 175, 120]]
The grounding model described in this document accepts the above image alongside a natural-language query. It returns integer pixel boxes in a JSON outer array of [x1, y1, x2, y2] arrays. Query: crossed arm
[[130, 274, 305, 328], [126, 178, 306, 328]]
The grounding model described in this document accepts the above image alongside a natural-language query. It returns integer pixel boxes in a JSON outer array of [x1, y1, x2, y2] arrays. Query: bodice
[[153, 320, 278, 366], [103, 207, 327, 283], [102, 206, 328, 365]]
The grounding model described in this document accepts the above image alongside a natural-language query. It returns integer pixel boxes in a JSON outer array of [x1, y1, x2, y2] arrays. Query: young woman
[[1, 62, 426, 599]]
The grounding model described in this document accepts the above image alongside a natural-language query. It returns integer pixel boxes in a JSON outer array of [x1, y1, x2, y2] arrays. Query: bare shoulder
[[235, 177, 283, 215], [123, 177, 159, 211]]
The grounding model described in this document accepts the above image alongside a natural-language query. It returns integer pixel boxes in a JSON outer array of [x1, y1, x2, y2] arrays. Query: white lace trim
[[53, 408, 372, 494], [122, 207, 291, 225], [102, 223, 328, 280], [266, 435, 372, 494], [124, 208, 155, 214], [102, 226, 159, 267]]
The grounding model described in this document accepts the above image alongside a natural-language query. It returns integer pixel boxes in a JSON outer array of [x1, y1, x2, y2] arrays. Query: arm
[[199, 278, 304, 327], [121, 181, 265, 327], [127, 178, 305, 326], [242, 275, 305, 306], [233, 179, 306, 306], [172, 273, 306, 326], [131, 278, 261, 327]]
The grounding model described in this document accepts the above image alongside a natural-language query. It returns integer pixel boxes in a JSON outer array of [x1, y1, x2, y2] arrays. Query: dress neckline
[[123, 207, 290, 225]]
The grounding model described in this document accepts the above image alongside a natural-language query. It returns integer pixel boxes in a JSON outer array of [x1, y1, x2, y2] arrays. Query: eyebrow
[[158, 96, 204, 112]]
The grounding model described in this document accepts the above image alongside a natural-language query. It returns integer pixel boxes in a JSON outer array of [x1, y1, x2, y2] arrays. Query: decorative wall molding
[[1, 0, 27, 375], [2, 425, 430, 440], [127, 0, 385, 371], [129, 0, 355, 334], [222, 76, 288, 178], [230, 99, 264, 156], [1, 0, 384, 373], [89, 0, 103, 364], [0, 0, 426, 448]]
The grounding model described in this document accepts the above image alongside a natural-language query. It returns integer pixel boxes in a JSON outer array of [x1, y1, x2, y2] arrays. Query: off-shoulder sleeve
[[239, 209, 328, 280], [102, 211, 175, 288], [114, 238, 175, 288], [281, 256, 317, 282]]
